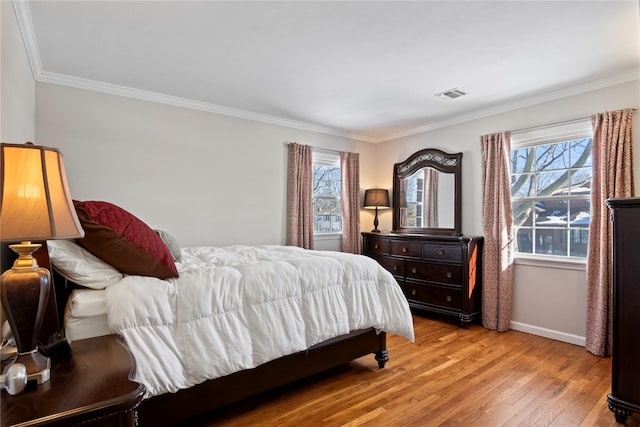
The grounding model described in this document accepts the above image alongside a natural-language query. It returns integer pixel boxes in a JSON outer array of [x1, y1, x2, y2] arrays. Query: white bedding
[[64, 289, 111, 341], [104, 245, 414, 398]]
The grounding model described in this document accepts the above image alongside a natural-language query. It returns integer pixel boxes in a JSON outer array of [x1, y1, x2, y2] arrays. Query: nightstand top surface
[[1, 334, 145, 427]]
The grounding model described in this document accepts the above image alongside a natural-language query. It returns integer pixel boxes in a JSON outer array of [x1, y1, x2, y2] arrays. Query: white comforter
[[104, 245, 414, 397]]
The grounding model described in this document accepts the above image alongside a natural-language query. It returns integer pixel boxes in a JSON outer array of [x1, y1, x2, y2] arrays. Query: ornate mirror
[[392, 148, 462, 235]]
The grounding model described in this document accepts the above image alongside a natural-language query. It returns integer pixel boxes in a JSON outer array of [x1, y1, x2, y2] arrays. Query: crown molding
[[33, 67, 640, 144], [12, 0, 369, 141], [14, 0, 638, 144], [37, 71, 372, 140], [13, 0, 42, 80], [375, 68, 640, 143]]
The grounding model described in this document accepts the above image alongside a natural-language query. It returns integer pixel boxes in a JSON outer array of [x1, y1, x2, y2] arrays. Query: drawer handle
[[402, 247, 408, 253], [411, 268, 417, 274], [374, 244, 379, 249], [393, 265, 398, 271], [411, 289, 417, 296], [439, 250, 445, 256], [446, 295, 452, 302], [446, 272, 452, 279]]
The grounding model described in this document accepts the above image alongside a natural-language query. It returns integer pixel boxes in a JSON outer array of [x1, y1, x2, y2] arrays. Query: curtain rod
[[511, 106, 638, 135], [285, 142, 342, 155]]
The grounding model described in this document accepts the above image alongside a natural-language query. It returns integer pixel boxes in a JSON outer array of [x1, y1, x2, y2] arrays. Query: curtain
[[286, 143, 314, 249], [340, 151, 361, 254], [585, 108, 634, 357], [480, 131, 514, 332], [423, 168, 439, 228]]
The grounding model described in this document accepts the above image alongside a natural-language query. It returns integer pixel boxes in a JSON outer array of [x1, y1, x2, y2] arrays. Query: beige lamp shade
[[363, 189, 390, 209], [0, 142, 84, 242]]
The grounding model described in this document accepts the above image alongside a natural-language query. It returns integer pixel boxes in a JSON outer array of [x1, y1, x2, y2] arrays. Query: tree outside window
[[312, 153, 341, 233], [511, 126, 592, 258]]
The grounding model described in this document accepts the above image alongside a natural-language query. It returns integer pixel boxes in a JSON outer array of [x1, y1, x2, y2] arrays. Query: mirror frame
[[392, 148, 462, 235]]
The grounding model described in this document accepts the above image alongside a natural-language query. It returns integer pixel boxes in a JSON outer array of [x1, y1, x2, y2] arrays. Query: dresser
[[605, 198, 640, 424], [362, 232, 483, 326]]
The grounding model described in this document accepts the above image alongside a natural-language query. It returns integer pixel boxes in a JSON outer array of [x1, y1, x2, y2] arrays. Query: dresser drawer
[[404, 283, 462, 310], [372, 255, 404, 277], [405, 261, 462, 285], [390, 241, 422, 258], [422, 243, 462, 263], [365, 236, 389, 255]]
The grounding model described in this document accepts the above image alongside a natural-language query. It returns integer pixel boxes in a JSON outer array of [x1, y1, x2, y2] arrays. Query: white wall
[[1, 1, 35, 142], [35, 83, 376, 248], [373, 80, 640, 344], [34, 77, 640, 346], [10, 0, 640, 344], [1, 1, 36, 326]]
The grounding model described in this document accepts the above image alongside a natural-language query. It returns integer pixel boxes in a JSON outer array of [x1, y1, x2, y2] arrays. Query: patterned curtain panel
[[480, 131, 514, 332], [423, 168, 439, 228], [286, 143, 314, 249], [340, 151, 361, 254], [585, 108, 634, 357]]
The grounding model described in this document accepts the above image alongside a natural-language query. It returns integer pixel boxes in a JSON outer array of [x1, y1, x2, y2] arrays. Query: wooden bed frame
[[19, 243, 390, 426], [138, 328, 387, 426]]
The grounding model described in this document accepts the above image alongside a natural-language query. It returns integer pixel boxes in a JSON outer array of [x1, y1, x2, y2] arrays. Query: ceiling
[[16, 1, 640, 142]]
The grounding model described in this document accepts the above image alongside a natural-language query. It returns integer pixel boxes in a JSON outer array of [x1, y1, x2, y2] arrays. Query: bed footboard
[[136, 328, 387, 426]]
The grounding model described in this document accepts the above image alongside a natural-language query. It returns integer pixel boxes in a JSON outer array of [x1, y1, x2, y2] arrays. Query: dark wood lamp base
[[0, 242, 52, 384]]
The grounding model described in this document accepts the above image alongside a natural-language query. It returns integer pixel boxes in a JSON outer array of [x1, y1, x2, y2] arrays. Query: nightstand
[[1, 334, 145, 427]]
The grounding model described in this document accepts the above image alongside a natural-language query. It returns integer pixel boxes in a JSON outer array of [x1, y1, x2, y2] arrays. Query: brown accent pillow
[[73, 200, 178, 279]]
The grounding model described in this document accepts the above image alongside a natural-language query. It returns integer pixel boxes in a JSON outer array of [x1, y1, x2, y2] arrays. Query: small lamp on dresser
[[0, 142, 84, 385], [363, 189, 390, 233]]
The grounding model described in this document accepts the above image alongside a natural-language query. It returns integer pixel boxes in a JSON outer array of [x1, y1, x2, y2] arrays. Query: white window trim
[[312, 149, 341, 235], [314, 232, 342, 240], [511, 118, 593, 148], [312, 150, 340, 167], [510, 118, 593, 266], [514, 254, 586, 271]]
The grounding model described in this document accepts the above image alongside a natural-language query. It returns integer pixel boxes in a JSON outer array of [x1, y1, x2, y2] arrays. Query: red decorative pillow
[[73, 200, 178, 279]]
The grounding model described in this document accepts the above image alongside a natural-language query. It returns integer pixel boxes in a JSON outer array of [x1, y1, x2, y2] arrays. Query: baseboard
[[509, 321, 586, 347]]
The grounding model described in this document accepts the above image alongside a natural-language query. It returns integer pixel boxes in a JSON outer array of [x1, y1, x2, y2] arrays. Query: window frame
[[510, 119, 593, 265], [312, 150, 342, 235]]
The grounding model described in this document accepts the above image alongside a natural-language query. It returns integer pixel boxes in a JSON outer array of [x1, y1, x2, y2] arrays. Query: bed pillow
[[154, 229, 182, 262], [73, 200, 179, 279], [47, 239, 123, 289]]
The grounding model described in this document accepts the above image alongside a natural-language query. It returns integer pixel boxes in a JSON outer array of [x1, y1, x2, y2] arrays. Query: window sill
[[514, 254, 586, 271], [314, 232, 342, 241]]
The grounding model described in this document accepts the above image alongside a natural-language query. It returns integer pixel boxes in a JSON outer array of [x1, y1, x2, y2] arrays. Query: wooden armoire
[[605, 198, 640, 423]]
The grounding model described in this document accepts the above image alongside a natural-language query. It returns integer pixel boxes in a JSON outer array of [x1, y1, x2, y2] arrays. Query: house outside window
[[312, 151, 341, 233], [510, 120, 593, 259]]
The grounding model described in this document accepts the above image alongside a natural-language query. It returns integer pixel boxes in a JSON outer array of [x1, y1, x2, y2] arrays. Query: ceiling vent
[[435, 88, 466, 100]]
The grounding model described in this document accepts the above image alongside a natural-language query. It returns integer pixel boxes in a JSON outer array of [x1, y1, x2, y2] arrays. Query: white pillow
[[47, 239, 123, 289]]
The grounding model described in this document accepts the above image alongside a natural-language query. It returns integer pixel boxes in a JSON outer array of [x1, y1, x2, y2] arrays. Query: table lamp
[[364, 189, 390, 233], [0, 142, 84, 384]]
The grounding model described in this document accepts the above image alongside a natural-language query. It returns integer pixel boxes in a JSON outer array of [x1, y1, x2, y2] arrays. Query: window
[[510, 120, 593, 259], [312, 151, 341, 233], [403, 170, 424, 227]]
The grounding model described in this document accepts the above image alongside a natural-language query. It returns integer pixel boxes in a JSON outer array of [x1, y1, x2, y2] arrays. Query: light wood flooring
[[190, 314, 639, 427]]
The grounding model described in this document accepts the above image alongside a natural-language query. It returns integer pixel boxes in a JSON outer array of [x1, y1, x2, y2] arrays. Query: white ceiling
[[16, 1, 640, 142]]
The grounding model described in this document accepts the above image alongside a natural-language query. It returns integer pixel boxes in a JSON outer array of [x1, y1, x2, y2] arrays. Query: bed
[[42, 201, 415, 426]]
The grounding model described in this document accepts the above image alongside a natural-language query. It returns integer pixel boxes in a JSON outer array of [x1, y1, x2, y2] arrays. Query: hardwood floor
[[189, 314, 639, 427]]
